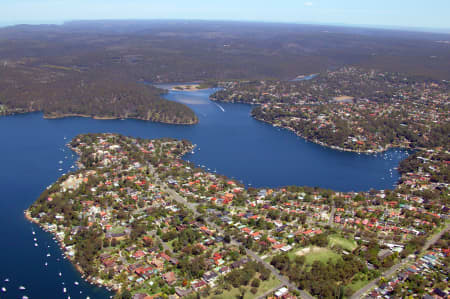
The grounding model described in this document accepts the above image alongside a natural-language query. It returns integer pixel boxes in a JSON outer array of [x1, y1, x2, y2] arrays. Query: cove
[[0, 87, 408, 298]]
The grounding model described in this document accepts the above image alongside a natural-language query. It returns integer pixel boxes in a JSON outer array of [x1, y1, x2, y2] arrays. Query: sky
[[1, 0, 449, 32]]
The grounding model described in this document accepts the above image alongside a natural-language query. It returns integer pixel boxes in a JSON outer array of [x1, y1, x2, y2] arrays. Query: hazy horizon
[[1, 0, 449, 34], [0, 18, 449, 35]]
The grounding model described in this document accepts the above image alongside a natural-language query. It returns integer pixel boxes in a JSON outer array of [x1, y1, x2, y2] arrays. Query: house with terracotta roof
[[162, 271, 177, 285]]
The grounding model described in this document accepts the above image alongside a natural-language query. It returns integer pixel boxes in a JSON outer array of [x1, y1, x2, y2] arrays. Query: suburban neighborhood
[[26, 131, 448, 298]]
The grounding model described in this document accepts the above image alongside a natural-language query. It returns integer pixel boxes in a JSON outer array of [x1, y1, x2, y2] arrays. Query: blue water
[[0, 87, 409, 298]]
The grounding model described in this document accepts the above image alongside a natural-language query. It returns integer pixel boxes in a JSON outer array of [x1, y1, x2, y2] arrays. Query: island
[[26, 132, 449, 299]]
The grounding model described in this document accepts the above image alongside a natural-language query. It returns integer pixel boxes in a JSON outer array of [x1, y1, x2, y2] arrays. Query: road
[[245, 248, 314, 299], [350, 223, 450, 299], [328, 202, 336, 227], [160, 181, 314, 299], [349, 259, 410, 299], [257, 283, 284, 299], [422, 224, 449, 252]]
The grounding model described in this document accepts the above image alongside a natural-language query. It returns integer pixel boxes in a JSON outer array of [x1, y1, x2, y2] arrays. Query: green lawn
[[208, 275, 281, 299], [328, 234, 357, 252], [167, 239, 176, 251], [345, 273, 371, 297], [282, 246, 342, 265], [303, 247, 342, 265], [110, 226, 125, 234]]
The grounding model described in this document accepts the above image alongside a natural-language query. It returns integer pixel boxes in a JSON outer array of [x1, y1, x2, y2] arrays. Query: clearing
[[328, 234, 357, 252]]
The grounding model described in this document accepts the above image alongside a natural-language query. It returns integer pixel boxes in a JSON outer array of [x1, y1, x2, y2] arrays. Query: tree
[[251, 278, 260, 288], [114, 290, 132, 299]]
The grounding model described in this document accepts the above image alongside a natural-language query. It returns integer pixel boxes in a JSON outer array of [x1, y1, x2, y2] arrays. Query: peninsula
[[26, 132, 449, 298], [211, 67, 449, 153]]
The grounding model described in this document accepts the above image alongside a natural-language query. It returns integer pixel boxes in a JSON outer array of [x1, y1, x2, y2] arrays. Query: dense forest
[[0, 66, 197, 123], [0, 20, 449, 122]]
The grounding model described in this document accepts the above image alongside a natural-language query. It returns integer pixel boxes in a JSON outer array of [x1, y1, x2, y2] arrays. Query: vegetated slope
[[0, 67, 197, 124], [0, 20, 449, 122]]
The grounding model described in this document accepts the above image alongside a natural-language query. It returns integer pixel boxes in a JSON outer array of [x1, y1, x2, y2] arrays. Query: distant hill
[[0, 20, 448, 122]]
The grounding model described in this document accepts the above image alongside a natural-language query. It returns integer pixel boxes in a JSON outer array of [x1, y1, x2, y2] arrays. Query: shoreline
[[1, 110, 198, 125], [22, 133, 446, 298], [24, 210, 121, 293], [170, 84, 209, 92], [254, 115, 394, 154], [210, 96, 399, 154], [23, 140, 120, 294], [21, 141, 197, 295], [39, 112, 197, 125], [209, 97, 415, 155]]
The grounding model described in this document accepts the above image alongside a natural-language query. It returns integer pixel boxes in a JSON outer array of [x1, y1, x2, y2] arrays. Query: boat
[[74, 281, 79, 285], [32, 231, 35, 235], [22, 296, 29, 299], [45, 262, 48, 266], [19, 286, 26, 290], [4, 278, 9, 282], [63, 287, 66, 293], [33, 238, 37, 241], [59, 161, 63, 164], [1, 287, 6, 292], [59, 272, 62, 277], [47, 253, 51, 257], [34, 243, 38, 247]]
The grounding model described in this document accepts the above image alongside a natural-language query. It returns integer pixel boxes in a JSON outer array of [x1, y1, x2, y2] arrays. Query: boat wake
[[215, 103, 225, 112]]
